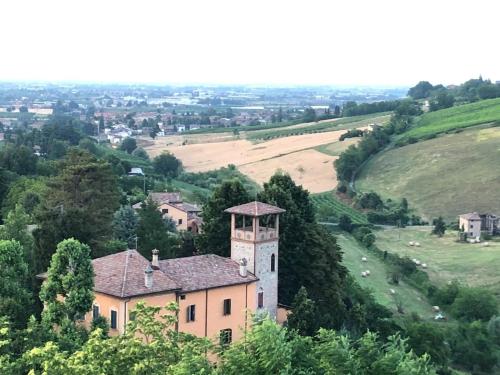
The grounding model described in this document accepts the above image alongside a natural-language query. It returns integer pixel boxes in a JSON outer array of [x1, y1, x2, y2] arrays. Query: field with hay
[[375, 226, 500, 300], [398, 97, 500, 143], [336, 233, 434, 318], [143, 113, 386, 193], [356, 125, 500, 221]]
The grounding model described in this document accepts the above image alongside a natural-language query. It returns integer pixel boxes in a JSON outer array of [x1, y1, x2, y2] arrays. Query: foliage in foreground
[[0, 302, 436, 375]]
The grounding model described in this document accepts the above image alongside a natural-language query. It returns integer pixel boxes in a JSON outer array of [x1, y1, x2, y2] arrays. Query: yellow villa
[[55, 201, 285, 345]]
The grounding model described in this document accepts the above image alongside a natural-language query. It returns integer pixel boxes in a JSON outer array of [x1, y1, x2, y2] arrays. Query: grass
[[399, 97, 500, 142], [356, 125, 500, 221], [336, 233, 434, 318], [315, 138, 359, 156], [311, 192, 368, 224], [247, 114, 390, 141], [375, 226, 500, 301]]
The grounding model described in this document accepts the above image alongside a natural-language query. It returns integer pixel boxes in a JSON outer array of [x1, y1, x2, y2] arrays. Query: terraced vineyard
[[311, 192, 368, 224]]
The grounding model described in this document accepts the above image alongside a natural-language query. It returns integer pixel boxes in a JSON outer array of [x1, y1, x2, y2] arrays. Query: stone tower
[[225, 201, 285, 319]]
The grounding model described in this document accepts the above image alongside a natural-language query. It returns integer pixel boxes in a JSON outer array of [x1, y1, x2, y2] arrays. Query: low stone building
[[459, 212, 500, 238]]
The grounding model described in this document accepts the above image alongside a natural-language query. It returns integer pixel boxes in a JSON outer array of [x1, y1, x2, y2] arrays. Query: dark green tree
[[338, 214, 353, 232], [33, 149, 120, 271], [153, 152, 182, 178], [451, 287, 498, 322], [40, 238, 94, 326], [0, 240, 34, 328], [132, 147, 149, 160], [408, 81, 434, 99], [119, 137, 137, 154], [136, 198, 179, 259], [196, 180, 250, 257], [287, 286, 318, 336], [431, 217, 446, 237], [112, 205, 138, 248]]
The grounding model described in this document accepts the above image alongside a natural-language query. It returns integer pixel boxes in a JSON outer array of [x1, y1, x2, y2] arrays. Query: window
[[223, 299, 231, 315], [187, 305, 196, 322], [162, 208, 169, 214], [271, 254, 276, 272], [258, 292, 264, 308], [92, 304, 100, 320], [220, 329, 232, 346], [470, 224, 473, 228], [178, 218, 183, 225], [180, 294, 186, 300], [110, 310, 117, 329]]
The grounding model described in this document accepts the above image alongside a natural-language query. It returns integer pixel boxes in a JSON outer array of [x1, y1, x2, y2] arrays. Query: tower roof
[[225, 201, 285, 217]]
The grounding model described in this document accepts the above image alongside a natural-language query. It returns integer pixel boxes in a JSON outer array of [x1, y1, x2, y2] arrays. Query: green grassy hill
[[399, 97, 500, 143], [356, 125, 500, 221], [336, 233, 434, 318], [375, 226, 500, 301]]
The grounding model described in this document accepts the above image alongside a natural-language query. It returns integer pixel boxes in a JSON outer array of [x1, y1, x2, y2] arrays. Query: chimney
[[144, 264, 153, 288], [152, 249, 159, 269], [239, 258, 248, 277]]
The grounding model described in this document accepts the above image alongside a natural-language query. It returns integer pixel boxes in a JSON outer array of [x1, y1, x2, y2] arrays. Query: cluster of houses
[[458, 212, 499, 240]]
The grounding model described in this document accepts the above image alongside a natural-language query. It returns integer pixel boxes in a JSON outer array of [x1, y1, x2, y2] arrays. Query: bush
[[451, 287, 498, 322]]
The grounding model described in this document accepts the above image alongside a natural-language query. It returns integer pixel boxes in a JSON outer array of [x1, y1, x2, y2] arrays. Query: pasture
[[356, 125, 500, 221], [399, 97, 500, 142], [336, 233, 434, 318], [375, 226, 500, 300]]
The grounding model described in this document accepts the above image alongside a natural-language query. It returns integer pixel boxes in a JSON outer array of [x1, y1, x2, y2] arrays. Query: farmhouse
[[133, 192, 203, 233], [41, 202, 284, 345], [459, 212, 500, 238]]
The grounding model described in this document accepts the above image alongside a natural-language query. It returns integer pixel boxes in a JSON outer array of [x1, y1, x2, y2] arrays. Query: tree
[[287, 287, 318, 336], [119, 137, 137, 154], [136, 198, 179, 259], [408, 81, 434, 99], [338, 214, 353, 232], [406, 322, 450, 368], [196, 180, 250, 257], [112, 205, 138, 249], [429, 91, 455, 111], [153, 152, 182, 178], [431, 217, 446, 237], [0, 240, 34, 328], [39, 239, 94, 325], [451, 287, 498, 322], [0, 205, 34, 270], [0, 143, 38, 175], [132, 147, 149, 160], [33, 149, 120, 272], [257, 173, 347, 328]]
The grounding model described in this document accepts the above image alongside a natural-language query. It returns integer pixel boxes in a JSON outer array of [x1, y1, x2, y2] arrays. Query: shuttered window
[[187, 305, 196, 322], [110, 310, 117, 329], [223, 299, 231, 315]]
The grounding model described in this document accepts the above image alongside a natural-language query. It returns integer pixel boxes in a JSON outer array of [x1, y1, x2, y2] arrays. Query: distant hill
[[397, 97, 500, 144], [357, 124, 500, 221]]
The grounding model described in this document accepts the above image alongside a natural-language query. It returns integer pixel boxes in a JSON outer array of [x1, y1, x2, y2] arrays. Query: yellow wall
[[82, 282, 256, 344], [159, 203, 188, 231]]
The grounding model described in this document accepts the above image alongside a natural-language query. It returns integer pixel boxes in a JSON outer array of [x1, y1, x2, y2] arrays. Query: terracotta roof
[[459, 212, 481, 220], [92, 250, 180, 297], [224, 201, 285, 217], [174, 202, 202, 213], [149, 192, 182, 204], [160, 254, 257, 292]]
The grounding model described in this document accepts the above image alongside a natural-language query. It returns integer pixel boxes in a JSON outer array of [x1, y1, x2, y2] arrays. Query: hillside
[[376, 226, 500, 301], [356, 125, 500, 221], [398, 97, 500, 143]]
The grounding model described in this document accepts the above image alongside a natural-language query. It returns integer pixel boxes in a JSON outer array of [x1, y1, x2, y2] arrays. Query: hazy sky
[[1, 0, 499, 86]]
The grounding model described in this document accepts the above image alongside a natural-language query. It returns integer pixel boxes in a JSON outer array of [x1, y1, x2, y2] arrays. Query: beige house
[[459, 212, 481, 239], [134, 192, 202, 233]]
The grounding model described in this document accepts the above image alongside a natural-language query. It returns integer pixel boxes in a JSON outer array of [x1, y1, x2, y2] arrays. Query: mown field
[[336, 233, 434, 318], [375, 226, 500, 301], [311, 192, 367, 224], [356, 125, 500, 221], [399, 97, 500, 142]]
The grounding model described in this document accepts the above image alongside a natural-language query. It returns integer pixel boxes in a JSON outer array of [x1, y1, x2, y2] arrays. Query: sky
[[1, 0, 499, 87]]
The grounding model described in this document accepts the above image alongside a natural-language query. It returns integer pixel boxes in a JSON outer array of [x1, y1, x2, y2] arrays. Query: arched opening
[[271, 254, 276, 272]]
